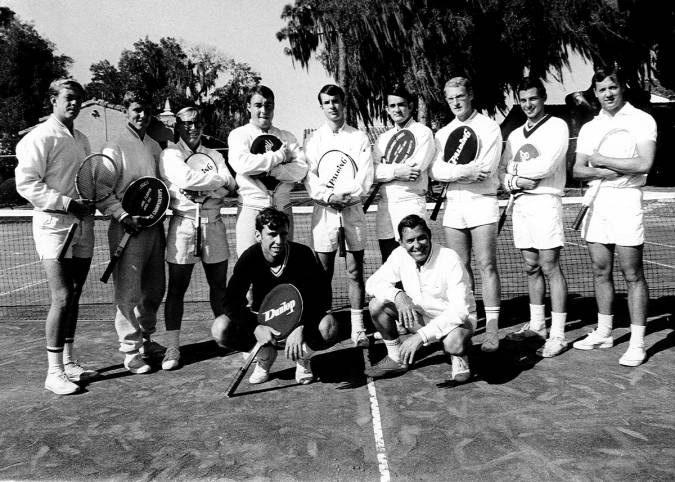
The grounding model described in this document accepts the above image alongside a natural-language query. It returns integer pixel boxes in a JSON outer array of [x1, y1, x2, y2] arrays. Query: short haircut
[[48, 78, 85, 98], [592, 64, 625, 89], [517, 76, 547, 100], [255, 207, 289, 232], [387, 84, 415, 104], [317, 84, 345, 104], [176, 106, 201, 123], [247, 85, 275, 103], [444, 76, 473, 95], [397, 214, 431, 239], [122, 91, 151, 109]]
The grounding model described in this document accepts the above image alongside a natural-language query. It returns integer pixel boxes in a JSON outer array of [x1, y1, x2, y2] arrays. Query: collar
[[395, 117, 415, 131], [598, 101, 633, 120], [125, 124, 146, 141], [48, 115, 75, 137], [176, 137, 202, 155], [325, 121, 348, 135], [248, 121, 275, 135], [268, 242, 290, 277], [523, 113, 551, 139], [412, 242, 437, 270], [456, 109, 478, 125]]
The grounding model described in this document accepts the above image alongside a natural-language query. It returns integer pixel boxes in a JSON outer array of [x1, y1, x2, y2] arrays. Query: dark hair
[[48, 78, 85, 98], [517, 76, 547, 100], [387, 84, 415, 104], [397, 214, 431, 239], [255, 207, 289, 232], [122, 91, 151, 109], [317, 84, 345, 104], [247, 85, 275, 103], [592, 64, 625, 89]]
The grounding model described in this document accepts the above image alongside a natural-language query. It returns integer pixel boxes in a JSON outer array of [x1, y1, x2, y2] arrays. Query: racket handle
[[430, 184, 447, 221], [572, 205, 589, 231], [194, 205, 201, 257], [226, 343, 263, 398], [497, 196, 514, 236], [57, 223, 78, 262], [362, 183, 381, 213], [100, 231, 131, 283]]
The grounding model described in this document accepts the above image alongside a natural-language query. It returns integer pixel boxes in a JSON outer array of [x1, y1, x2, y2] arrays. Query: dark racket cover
[[250, 134, 284, 191]]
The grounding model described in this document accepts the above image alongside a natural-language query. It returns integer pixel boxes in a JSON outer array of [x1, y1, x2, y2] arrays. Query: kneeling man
[[365, 214, 477, 381], [212, 208, 339, 384]]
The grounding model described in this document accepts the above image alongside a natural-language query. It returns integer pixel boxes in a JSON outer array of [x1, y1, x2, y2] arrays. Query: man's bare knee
[[211, 314, 233, 347], [442, 327, 472, 355], [318, 314, 339, 343]]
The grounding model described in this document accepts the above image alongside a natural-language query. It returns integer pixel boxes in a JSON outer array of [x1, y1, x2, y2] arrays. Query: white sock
[[351, 309, 364, 333], [63, 338, 74, 365], [124, 351, 140, 364], [629, 324, 646, 348], [597, 313, 613, 337], [484, 306, 499, 334], [550, 312, 567, 339], [384, 338, 402, 363], [47, 347, 64, 374], [529, 304, 546, 331], [165, 330, 180, 349]]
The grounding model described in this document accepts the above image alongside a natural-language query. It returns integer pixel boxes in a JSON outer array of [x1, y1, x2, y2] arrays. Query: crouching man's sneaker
[[248, 345, 277, 384], [450, 355, 471, 383], [295, 357, 314, 384], [572, 330, 614, 350], [365, 356, 408, 379]]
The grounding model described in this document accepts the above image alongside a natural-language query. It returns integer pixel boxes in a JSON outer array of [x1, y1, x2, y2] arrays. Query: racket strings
[[76, 156, 117, 202]]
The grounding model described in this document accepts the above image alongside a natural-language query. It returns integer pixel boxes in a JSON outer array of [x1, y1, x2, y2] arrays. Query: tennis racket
[[226, 283, 304, 398], [317, 149, 358, 257], [362, 129, 416, 213], [185, 152, 218, 257], [497, 143, 539, 235], [430, 125, 480, 221], [57, 153, 117, 262], [572, 128, 636, 230], [100, 177, 169, 283], [250, 134, 285, 204]]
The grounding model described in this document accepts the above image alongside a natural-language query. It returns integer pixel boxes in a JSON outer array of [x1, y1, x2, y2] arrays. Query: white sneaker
[[249, 345, 277, 384], [505, 322, 547, 341], [572, 330, 614, 350], [619, 345, 646, 367], [161, 347, 181, 371], [295, 357, 314, 384], [124, 353, 151, 374], [64, 361, 99, 382], [45, 371, 80, 395], [451, 355, 470, 383], [351, 330, 369, 348], [537, 337, 568, 358]]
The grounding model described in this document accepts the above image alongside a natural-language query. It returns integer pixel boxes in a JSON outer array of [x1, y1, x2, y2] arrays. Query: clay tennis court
[[1, 197, 674, 480]]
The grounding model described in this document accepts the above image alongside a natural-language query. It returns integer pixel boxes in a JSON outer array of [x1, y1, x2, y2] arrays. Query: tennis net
[[1, 190, 673, 318]]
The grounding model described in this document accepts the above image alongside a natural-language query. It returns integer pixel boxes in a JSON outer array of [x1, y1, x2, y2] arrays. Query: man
[[98, 91, 167, 374], [15, 78, 98, 394], [572, 65, 656, 367], [211, 208, 339, 384], [160, 107, 237, 370], [227, 85, 307, 256], [500, 77, 570, 357], [365, 215, 477, 381], [430, 76, 503, 353], [304, 84, 374, 347]]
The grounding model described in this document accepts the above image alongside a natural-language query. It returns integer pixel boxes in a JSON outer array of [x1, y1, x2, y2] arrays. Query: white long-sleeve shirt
[[227, 122, 307, 209], [430, 111, 502, 195], [159, 138, 237, 212], [97, 125, 162, 221], [500, 114, 568, 196], [366, 243, 477, 343], [15, 115, 91, 212], [372, 118, 436, 202], [304, 123, 374, 203]]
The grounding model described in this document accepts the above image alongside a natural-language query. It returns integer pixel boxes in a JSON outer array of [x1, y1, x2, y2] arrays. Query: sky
[[4, 0, 333, 140]]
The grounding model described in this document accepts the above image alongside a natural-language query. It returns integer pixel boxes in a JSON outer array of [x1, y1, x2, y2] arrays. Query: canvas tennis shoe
[[572, 330, 614, 350], [481, 332, 500, 352], [295, 357, 314, 384], [45, 371, 80, 395], [365, 356, 408, 378], [351, 330, 369, 348], [64, 361, 99, 382], [140, 339, 166, 359], [124, 353, 151, 374], [451, 355, 471, 383], [619, 345, 646, 367], [161, 347, 181, 371], [537, 337, 569, 358], [248, 345, 277, 384], [505, 322, 547, 341]]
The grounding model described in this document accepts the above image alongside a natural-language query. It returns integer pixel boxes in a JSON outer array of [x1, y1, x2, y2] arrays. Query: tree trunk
[[417, 95, 428, 126], [337, 34, 357, 125]]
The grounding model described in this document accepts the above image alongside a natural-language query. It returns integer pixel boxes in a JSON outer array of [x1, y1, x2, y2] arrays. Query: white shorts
[[442, 191, 499, 229], [312, 203, 366, 252], [583, 187, 644, 246], [32, 211, 94, 259], [512, 194, 564, 250], [166, 209, 230, 264], [376, 197, 428, 240]]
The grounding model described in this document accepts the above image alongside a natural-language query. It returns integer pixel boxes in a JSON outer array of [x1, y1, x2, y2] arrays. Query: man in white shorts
[[500, 77, 570, 357], [98, 91, 167, 374], [365, 215, 477, 381], [160, 107, 238, 370], [227, 85, 307, 255], [430, 76, 503, 353], [304, 84, 374, 347], [572, 65, 656, 367], [15, 78, 98, 395]]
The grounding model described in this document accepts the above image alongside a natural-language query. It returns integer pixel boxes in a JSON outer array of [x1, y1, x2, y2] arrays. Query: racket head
[[250, 134, 283, 154], [75, 153, 117, 202], [383, 129, 416, 164], [596, 128, 637, 159], [185, 152, 218, 174], [513, 143, 540, 163], [317, 150, 358, 196], [257, 283, 304, 339], [122, 177, 170, 227], [444, 126, 480, 164]]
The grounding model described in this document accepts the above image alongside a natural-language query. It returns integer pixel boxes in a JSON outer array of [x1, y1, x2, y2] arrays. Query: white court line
[[0, 279, 47, 297], [645, 240, 675, 249], [362, 351, 391, 482]]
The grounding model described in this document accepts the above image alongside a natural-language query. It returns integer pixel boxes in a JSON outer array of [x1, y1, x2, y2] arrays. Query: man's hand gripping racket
[[250, 134, 285, 206], [184, 152, 219, 257], [226, 283, 303, 397], [497, 143, 540, 235]]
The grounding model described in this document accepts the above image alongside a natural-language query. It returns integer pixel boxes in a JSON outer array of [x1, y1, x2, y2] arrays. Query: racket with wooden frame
[[430, 125, 481, 221], [57, 153, 117, 262], [317, 149, 359, 257], [572, 128, 637, 230], [362, 129, 416, 212], [100, 177, 169, 283], [185, 152, 219, 257], [226, 283, 304, 398], [250, 134, 285, 206], [497, 143, 540, 235]]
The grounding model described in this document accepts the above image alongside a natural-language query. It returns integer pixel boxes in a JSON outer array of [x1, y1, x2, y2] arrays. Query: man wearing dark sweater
[[211, 208, 338, 384]]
